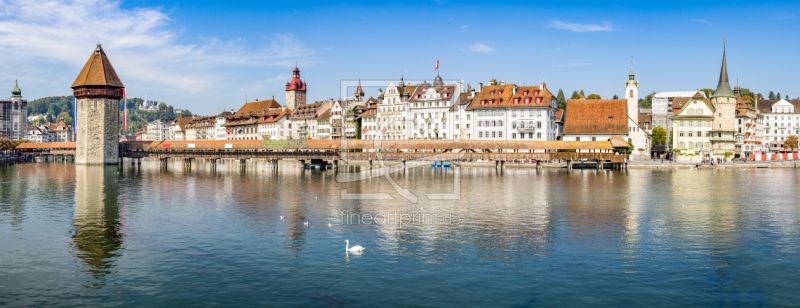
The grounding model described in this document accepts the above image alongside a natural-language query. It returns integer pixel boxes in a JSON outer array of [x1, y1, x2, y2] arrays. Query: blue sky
[[1, 0, 799, 115]]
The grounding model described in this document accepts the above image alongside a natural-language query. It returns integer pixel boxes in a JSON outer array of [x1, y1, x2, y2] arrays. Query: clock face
[[298, 93, 305, 101]]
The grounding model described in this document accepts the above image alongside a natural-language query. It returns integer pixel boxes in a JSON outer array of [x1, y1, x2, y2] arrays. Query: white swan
[[345, 240, 365, 252]]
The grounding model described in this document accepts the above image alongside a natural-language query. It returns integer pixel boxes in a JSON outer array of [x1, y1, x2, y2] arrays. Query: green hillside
[[27, 96, 193, 134]]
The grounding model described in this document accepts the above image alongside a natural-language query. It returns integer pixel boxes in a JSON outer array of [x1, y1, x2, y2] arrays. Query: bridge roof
[[16, 142, 76, 149], [140, 139, 613, 151]]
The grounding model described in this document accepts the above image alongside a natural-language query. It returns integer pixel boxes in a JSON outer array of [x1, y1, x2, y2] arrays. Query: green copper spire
[[711, 43, 734, 98], [11, 79, 21, 97], [629, 57, 634, 80]]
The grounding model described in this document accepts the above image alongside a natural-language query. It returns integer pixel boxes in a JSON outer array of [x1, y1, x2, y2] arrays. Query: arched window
[[629, 90, 634, 98]]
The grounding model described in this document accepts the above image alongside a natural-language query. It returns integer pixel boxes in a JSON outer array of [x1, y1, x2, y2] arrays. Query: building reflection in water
[[72, 165, 125, 289]]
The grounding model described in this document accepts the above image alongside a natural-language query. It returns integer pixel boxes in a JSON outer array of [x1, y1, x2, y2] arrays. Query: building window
[[512, 133, 516, 139]]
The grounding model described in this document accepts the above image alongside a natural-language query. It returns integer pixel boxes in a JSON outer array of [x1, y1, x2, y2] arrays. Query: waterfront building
[[257, 108, 292, 140], [316, 110, 331, 139], [214, 112, 232, 140], [26, 121, 74, 143], [169, 117, 192, 140], [448, 91, 474, 140], [24, 125, 53, 143], [756, 99, 800, 152], [709, 46, 738, 157], [652, 91, 702, 130], [72, 45, 123, 164], [224, 98, 282, 140], [1, 80, 28, 140], [358, 99, 378, 139], [408, 75, 463, 139], [184, 116, 215, 140], [734, 86, 763, 157], [671, 91, 714, 160], [144, 118, 173, 141], [285, 65, 307, 111], [330, 101, 343, 139], [377, 79, 416, 140], [467, 81, 559, 141], [291, 101, 330, 139]]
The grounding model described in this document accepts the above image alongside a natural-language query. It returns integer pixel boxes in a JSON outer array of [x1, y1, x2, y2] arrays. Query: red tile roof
[[563, 99, 628, 135], [71, 45, 124, 88]]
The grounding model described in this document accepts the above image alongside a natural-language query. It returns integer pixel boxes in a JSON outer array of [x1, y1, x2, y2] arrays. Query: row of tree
[[0, 138, 25, 152], [26, 96, 193, 134]]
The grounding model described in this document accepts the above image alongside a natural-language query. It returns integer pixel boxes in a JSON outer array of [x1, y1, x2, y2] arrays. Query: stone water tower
[[72, 44, 124, 164]]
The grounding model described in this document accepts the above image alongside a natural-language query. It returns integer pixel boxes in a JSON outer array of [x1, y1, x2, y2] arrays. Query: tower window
[[629, 90, 633, 98]]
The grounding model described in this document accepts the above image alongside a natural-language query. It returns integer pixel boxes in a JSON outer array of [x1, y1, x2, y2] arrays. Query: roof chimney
[[500, 80, 506, 86], [478, 82, 483, 92]]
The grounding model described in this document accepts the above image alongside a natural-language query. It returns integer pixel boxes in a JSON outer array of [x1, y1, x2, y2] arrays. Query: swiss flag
[[435, 59, 439, 71]]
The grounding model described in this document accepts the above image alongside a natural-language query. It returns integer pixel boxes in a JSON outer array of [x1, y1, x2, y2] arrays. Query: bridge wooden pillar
[[500, 160, 506, 170], [369, 160, 373, 170], [536, 160, 543, 170], [567, 160, 572, 170]]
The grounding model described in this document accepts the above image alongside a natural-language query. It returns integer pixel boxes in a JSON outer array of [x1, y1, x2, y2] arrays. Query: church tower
[[354, 79, 365, 102], [285, 65, 307, 110], [72, 44, 124, 165], [710, 43, 736, 155], [9, 79, 27, 140], [625, 59, 639, 126]]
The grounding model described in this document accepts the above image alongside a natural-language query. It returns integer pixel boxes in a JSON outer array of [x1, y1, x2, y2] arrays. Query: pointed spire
[[354, 78, 365, 97], [711, 40, 734, 98], [71, 44, 124, 88], [629, 56, 635, 80]]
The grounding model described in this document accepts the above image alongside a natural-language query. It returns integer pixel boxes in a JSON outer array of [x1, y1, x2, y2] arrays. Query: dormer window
[[490, 91, 495, 95], [525, 97, 530, 104], [534, 91, 539, 96], [523, 91, 528, 96], [514, 98, 519, 104], [536, 97, 542, 104]]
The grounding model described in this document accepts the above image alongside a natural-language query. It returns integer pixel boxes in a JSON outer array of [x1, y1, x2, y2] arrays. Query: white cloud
[[690, 19, 711, 25], [547, 20, 615, 32], [460, 25, 468, 32], [0, 0, 313, 113], [465, 43, 495, 54], [558, 63, 592, 67]]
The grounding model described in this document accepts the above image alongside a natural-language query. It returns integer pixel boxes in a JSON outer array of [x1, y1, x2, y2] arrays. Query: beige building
[[672, 91, 714, 160]]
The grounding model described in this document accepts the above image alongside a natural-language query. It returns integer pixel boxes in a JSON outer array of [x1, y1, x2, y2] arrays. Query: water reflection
[[72, 165, 125, 288]]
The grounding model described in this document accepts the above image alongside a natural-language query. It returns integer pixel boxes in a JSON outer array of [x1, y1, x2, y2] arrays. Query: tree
[[556, 89, 566, 110], [570, 90, 580, 99], [786, 95, 790, 100], [55, 112, 72, 125], [580, 89, 585, 97], [586, 94, 601, 99], [613, 94, 619, 99], [784, 135, 798, 150], [769, 91, 775, 100], [489, 79, 498, 86], [777, 92, 781, 100], [639, 92, 656, 108], [756, 93, 763, 100], [701, 88, 715, 98], [652, 126, 667, 145]]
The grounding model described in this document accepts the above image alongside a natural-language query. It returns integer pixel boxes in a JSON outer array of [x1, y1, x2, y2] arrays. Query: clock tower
[[285, 65, 307, 110]]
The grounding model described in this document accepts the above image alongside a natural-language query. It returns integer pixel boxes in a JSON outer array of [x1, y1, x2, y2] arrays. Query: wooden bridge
[[19, 138, 631, 169]]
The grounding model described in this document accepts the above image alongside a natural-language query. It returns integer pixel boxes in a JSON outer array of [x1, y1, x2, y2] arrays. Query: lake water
[[1, 161, 799, 307]]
